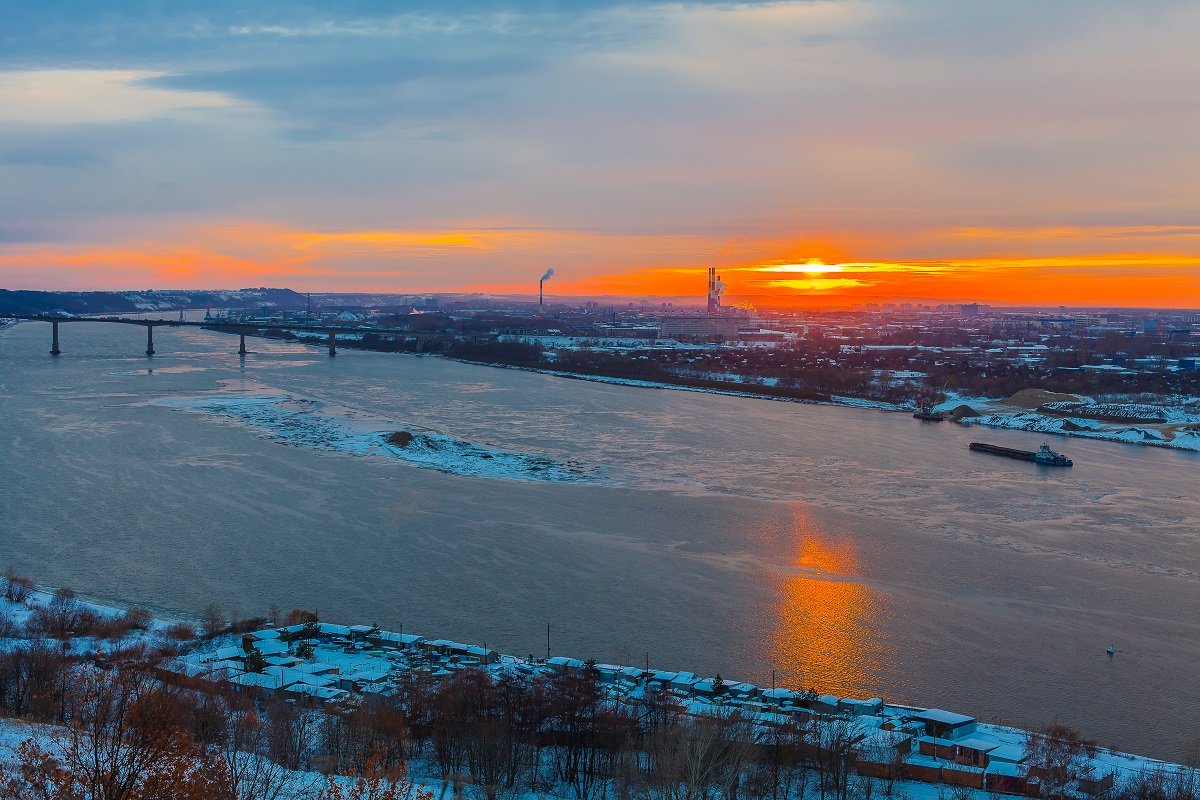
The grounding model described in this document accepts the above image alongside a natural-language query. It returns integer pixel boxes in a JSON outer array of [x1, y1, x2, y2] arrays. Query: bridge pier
[[328, 332, 337, 357], [145, 325, 155, 356], [50, 321, 61, 356], [238, 333, 247, 355]]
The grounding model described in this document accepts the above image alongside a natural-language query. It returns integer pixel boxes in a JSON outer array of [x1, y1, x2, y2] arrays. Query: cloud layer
[[2, 1, 1198, 305]]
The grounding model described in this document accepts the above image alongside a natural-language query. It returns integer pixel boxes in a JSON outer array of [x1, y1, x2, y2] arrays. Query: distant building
[[592, 323, 659, 339], [658, 316, 739, 341]]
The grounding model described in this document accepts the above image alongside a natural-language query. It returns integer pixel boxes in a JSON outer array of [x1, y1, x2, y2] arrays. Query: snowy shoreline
[[4, 583, 1193, 781], [930, 392, 1200, 453], [449, 357, 907, 412], [450, 357, 1200, 453]]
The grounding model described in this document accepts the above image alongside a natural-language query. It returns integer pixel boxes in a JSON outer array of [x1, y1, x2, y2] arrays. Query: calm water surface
[[1, 319, 1197, 760]]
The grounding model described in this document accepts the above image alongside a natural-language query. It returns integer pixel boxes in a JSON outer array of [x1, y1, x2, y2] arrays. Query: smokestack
[[706, 267, 726, 314], [539, 267, 555, 309]]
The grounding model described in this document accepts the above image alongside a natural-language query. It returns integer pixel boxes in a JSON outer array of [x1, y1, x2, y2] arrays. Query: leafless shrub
[[3, 568, 35, 604], [123, 606, 153, 630], [165, 621, 200, 641]]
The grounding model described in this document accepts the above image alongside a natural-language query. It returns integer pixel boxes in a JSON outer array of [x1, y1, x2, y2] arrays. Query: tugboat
[[1032, 442, 1073, 466], [913, 404, 945, 422], [969, 441, 1073, 467]]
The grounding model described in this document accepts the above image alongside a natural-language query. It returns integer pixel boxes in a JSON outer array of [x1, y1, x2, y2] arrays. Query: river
[[0, 318, 1197, 760]]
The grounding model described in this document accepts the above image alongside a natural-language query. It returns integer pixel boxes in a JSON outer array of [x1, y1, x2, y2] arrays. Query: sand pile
[[946, 404, 981, 420], [1001, 388, 1082, 409]]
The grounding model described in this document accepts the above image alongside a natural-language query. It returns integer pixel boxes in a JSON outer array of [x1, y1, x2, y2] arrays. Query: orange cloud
[[2, 219, 1198, 307], [953, 225, 1200, 241]]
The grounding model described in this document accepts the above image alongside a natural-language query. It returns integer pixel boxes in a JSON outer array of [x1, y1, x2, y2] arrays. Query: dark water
[[1, 319, 1197, 760]]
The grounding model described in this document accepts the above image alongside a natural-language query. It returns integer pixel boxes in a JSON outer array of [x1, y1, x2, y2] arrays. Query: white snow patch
[[156, 394, 600, 484]]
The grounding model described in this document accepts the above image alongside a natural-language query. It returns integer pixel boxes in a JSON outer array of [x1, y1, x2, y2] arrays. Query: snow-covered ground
[[4, 587, 1194, 799], [294, 331, 365, 343], [5, 708, 1187, 800], [156, 394, 600, 483], [1, 586, 185, 653], [163, 620, 1196, 794], [933, 393, 1200, 452], [499, 334, 711, 352]]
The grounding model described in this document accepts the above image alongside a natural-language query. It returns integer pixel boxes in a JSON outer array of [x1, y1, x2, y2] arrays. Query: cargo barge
[[969, 441, 1073, 466]]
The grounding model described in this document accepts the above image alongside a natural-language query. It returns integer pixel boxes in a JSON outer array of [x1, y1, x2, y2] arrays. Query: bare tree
[[1114, 767, 1199, 800], [3, 567, 35, 604], [0, 642, 70, 720], [203, 603, 227, 639], [808, 717, 862, 800], [220, 692, 319, 800], [0, 665, 232, 800], [1025, 723, 1096, 800], [266, 696, 321, 771]]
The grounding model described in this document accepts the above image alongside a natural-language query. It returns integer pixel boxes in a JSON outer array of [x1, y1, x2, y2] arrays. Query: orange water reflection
[[770, 507, 891, 699]]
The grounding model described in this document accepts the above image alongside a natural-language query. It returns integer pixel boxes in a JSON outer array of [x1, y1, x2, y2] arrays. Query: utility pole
[[546, 622, 551, 660]]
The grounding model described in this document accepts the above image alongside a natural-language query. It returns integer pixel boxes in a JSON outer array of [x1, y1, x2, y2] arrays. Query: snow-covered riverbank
[[468, 360, 1200, 452], [4, 584, 1194, 800], [456, 360, 908, 412], [934, 391, 1200, 452]]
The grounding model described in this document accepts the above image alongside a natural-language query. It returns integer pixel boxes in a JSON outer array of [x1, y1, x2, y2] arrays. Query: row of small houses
[[158, 623, 1113, 798]]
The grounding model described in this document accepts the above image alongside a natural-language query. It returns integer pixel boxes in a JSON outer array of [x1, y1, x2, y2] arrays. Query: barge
[[969, 441, 1073, 466]]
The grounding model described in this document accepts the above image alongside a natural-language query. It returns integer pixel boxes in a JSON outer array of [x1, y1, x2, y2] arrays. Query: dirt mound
[[1001, 388, 1082, 409], [385, 431, 415, 448], [947, 404, 981, 420]]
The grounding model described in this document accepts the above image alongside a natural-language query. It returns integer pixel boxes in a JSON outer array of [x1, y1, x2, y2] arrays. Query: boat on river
[[913, 404, 945, 422], [969, 441, 1073, 466]]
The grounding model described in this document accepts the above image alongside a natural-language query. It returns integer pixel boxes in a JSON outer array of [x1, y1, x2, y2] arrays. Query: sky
[[1, 1, 1199, 308]]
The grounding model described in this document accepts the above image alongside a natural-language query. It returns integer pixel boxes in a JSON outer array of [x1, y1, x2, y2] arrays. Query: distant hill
[[0, 288, 308, 316]]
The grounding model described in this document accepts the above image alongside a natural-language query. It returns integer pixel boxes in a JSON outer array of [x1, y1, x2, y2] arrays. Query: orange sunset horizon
[[3, 223, 1199, 310]]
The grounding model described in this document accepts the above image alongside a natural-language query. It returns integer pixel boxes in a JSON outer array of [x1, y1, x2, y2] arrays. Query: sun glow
[[2, 219, 1198, 306], [756, 259, 846, 274], [759, 278, 868, 292], [770, 508, 891, 697]]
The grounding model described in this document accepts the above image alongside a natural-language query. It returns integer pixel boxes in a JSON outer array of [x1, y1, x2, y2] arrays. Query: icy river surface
[[1, 319, 1197, 760]]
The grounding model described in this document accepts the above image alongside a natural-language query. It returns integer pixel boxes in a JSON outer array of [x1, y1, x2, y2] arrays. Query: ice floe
[[158, 394, 600, 483]]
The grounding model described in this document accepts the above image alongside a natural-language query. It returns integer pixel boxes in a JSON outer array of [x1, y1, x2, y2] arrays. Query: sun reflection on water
[[769, 506, 892, 699]]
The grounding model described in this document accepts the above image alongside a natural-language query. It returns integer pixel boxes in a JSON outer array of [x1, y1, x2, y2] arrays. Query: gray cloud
[[145, 53, 545, 137], [2, 0, 1199, 290]]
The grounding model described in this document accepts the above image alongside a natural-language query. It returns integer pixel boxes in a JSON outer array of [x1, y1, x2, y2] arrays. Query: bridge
[[3, 315, 482, 357]]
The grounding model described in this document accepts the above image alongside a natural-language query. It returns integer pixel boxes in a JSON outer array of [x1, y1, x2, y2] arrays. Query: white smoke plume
[[540, 267, 555, 282]]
